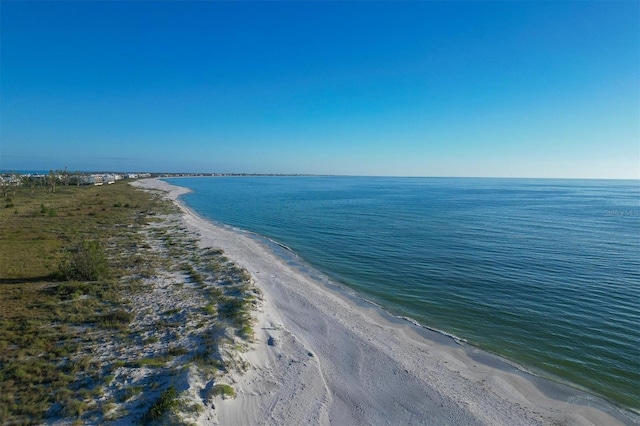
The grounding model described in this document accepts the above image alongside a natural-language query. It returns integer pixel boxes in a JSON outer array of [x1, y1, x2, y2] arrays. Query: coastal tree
[[1, 173, 19, 197], [1, 176, 7, 198], [20, 175, 32, 191], [62, 167, 70, 186], [48, 170, 56, 193]]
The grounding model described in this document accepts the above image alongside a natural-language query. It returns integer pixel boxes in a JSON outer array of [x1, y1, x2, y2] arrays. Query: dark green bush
[[59, 241, 109, 281], [140, 386, 179, 424]]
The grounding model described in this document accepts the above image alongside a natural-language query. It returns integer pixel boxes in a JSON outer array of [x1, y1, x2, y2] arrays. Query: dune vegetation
[[0, 180, 259, 424]]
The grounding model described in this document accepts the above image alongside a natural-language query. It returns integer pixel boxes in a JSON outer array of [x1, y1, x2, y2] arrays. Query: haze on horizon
[[1, 1, 638, 179]]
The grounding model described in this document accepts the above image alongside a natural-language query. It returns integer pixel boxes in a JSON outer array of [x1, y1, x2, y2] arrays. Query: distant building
[[79, 175, 95, 185]]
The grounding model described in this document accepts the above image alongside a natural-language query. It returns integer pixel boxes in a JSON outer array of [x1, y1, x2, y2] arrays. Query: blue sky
[[1, 1, 638, 178]]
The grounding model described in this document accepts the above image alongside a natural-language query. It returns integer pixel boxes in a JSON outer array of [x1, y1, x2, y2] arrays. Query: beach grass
[[209, 383, 236, 399], [0, 180, 259, 424], [0, 181, 168, 423], [140, 386, 179, 424]]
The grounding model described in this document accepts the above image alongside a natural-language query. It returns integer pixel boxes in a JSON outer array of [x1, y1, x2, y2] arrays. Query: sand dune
[[133, 178, 636, 426]]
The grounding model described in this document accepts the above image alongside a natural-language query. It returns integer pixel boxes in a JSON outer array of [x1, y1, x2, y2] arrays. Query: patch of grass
[[167, 346, 189, 357], [140, 386, 179, 424], [130, 356, 168, 368], [119, 385, 144, 402], [218, 297, 252, 330], [203, 247, 224, 256], [209, 383, 236, 399], [206, 287, 224, 300], [183, 263, 205, 285], [39, 204, 57, 217], [191, 351, 226, 371], [218, 298, 245, 319], [238, 325, 254, 341], [144, 336, 160, 345], [101, 401, 116, 415], [62, 399, 88, 417], [182, 401, 204, 416], [99, 310, 133, 328], [203, 303, 216, 315]]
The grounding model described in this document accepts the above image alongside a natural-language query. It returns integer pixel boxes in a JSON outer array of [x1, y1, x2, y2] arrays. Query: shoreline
[[133, 178, 638, 425], [249, 232, 633, 412]]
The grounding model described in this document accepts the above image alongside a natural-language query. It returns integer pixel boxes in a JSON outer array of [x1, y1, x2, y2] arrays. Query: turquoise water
[[168, 176, 640, 411]]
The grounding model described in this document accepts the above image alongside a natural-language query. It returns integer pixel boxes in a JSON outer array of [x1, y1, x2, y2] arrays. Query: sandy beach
[[133, 178, 637, 426]]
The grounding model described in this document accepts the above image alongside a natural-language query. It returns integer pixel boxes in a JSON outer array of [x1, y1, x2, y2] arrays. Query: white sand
[[133, 178, 637, 426]]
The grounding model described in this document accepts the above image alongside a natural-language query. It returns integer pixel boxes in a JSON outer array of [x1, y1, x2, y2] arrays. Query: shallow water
[[168, 176, 640, 411]]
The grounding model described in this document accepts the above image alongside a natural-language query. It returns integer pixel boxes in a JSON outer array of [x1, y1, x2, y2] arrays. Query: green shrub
[[238, 325, 254, 341], [209, 383, 236, 399], [59, 240, 109, 281], [140, 386, 179, 424], [203, 303, 216, 315], [218, 298, 245, 320]]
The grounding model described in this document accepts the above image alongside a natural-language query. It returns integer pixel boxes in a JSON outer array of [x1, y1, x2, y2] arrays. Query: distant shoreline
[[2, 170, 638, 181]]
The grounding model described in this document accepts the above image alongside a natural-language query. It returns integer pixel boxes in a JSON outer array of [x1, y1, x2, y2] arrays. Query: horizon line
[[2, 169, 638, 181]]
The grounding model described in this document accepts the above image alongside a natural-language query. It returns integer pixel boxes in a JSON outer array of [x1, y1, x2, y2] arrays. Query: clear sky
[[1, 1, 638, 178]]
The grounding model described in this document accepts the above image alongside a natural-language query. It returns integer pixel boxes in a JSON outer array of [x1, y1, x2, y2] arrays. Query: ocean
[[166, 176, 640, 412]]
